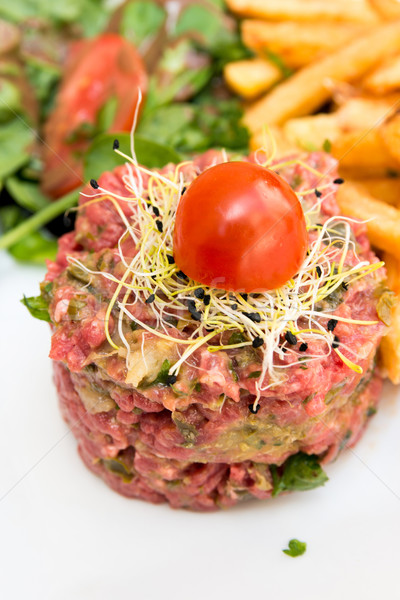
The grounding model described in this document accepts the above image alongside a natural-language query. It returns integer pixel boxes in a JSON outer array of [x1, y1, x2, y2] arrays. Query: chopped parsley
[[283, 539, 307, 558]]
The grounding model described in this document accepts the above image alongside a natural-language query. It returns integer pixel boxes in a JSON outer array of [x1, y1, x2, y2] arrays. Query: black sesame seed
[[299, 342, 308, 352], [327, 318, 338, 332], [249, 403, 260, 414], [231, 303, 238, 310], [252, 336, 264, 348], [152, 206, 160, 217], [240, 293, 248, 302], [113, 139, 120, 150], [285, 331, 297, 345], [192, 311, 202, 321], [342, 281, 349, 291], [167, 254, 175, 265], [156, 220, 163, 233], [177, 270, 188, 280], [281, 347, 287, 353], [187, 299, 196, 311], [333, 177, 344, 185], [315, 189, 322, 198], [243, 312, 261, 323], [332, 335, 340, 349], [181, 186, 187, 195], [145, 294, 155, 304], [166, 375, 177, 385], [194, 288, 205, 299], [203, 294, 211, 306], [90, 179, 99, 189], [316, 223, 323, 227], [316, 266, 322, 278]]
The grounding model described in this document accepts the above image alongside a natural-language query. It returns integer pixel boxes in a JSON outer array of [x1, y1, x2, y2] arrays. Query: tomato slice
[[41, 33, 147, 199], [173, 161, 308, 292]]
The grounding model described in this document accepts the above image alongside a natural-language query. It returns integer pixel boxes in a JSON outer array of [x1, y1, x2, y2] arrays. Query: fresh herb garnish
[[21, 294, 51, 322], [271, 452, 328, 496], [283, 539, 307, 558]]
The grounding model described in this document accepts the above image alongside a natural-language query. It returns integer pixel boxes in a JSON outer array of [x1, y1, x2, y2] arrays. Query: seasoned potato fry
[[333, 129, 399, 176], [335, 95, 400, 130], [244, 21, 400, 131], [336, 182, 400, 257], [382, 113, 400, 164], [379, 301, 400, 384], [383, 252, 400, 292], [346, 177, 400, 206], [368, 0, 400, 19], [223, 58, 281, 99], [379, 252, 400, 384], [363, 54, 400, 94], [241, 20, 368, 69], [280, 96, 400, 152], [283, 114, 340, 151], [226, 0, 379, 22]]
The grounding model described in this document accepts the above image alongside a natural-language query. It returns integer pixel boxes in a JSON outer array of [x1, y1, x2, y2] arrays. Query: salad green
[[0, 0, 250, 263]]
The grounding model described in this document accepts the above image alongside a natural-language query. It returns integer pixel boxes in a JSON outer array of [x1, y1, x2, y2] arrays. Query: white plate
[[1, 251, 400, 600]]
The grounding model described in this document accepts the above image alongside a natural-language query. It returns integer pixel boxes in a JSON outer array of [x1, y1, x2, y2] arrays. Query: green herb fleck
[[322, 139, 332, 153], [271, 452, 328, 496], [21, 294, 51, 322], [248, 370, 261, 379], [283, 539, 307, 558], [228, 331, 246, 345]]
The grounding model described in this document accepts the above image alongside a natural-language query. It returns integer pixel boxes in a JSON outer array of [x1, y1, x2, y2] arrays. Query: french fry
[[345, 177, 400, 206], [280, 96, 400, 152], [226, 0, 379, 22], [368, 0, 400, 19], [363, 54, 400, 94], [379, 252, 400, 384], [381, 113, 400, 164], [243, 21, 400, 131], [336, 182, 400, 257], [282, 114, 340, 151], [333, 129, 399, 176], [335, 95, 400, 130], [241, 20, 368, 69], [223, 58, 281, 99], [383, 252, 400, 293], [379, 300, 400, 384]]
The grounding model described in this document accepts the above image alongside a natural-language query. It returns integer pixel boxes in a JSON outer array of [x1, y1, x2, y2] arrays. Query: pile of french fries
[[224, 0, 400, 383]]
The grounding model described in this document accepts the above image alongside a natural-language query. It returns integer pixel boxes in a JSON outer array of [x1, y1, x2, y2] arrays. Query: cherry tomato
[[41, 33, 147, 199], [173, 161, 307, 292]]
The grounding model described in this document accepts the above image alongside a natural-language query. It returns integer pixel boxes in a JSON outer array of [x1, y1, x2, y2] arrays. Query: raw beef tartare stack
[[37, 149, 389, 510]]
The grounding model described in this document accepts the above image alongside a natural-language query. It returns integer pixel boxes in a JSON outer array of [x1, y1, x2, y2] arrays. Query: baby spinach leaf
[[0, 205, 21, 232], [174, 3, 251, 64], [83, 132, 182, 181], [0, 118, 35, 180], [0, 79, 22, 123], [21, 294, 51, 322], [9, 231, 57, 263], [283, 539, 307, 558], [120, 1, 166, 48], [271, 452, 328, 496], [145, 39, 213, 111], [5, 177, 49, 212]]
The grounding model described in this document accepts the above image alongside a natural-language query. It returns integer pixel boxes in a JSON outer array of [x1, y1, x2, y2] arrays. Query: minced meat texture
[[44, 150, 386, 510]]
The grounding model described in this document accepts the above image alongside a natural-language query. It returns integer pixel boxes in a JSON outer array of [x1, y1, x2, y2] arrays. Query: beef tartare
[[35, 149, 389, 510]]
